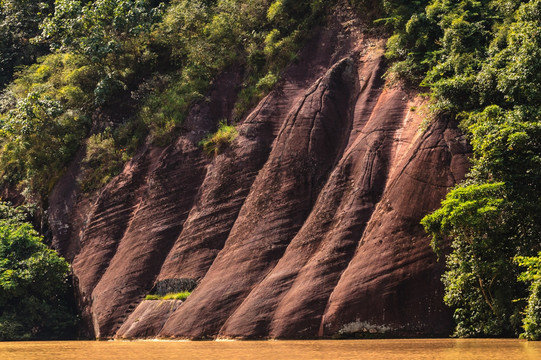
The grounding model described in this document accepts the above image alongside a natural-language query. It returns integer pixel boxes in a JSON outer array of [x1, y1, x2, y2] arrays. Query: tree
[[421, 183, 525, 336], [516, 253, 541, 340], [0, 0, 54, 89], [40, 0, 165, 105], [419, 1, 541, 338], [0, 84, 89, 203], [0, 202, 76, 340]]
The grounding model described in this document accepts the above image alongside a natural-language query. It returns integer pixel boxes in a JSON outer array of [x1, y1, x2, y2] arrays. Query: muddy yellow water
[[1, 339, 540, 360]]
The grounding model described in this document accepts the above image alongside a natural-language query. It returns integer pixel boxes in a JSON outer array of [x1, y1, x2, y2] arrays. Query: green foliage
[[0, 0, 165, 200], [145, 291, 191, 301], [422, 183, 524, 336], [521, 281, 541, 340], [405, 0, 541, 338], [0, 0, 335, 202], [142, 0, 331, 137], [0, 0, 343, 340], [516, 253, 541, 340], [0, 0, 54, 89], [349, 0, 384, 20], [0, 202, 35, 225], [0, 202, 76, 340], [40, 0, 165, 106], [41, 0, 162, 55], [79, 132, 128, 193], [0, 53, 92, 202], [422, 183, 506, 256], [199, 121, 238, 156], [517, 253, 541, 284]]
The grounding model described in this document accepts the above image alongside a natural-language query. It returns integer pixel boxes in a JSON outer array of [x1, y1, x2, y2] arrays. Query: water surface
[[1, 339, 540, 360]]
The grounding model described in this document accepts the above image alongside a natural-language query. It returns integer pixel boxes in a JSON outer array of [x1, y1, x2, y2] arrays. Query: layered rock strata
[[49, 11, 469, 339]]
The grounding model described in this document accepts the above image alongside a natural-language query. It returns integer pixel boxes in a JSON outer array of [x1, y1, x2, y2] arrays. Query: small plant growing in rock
[[145, 291, 191, 301], [199, 120, 238, 156]]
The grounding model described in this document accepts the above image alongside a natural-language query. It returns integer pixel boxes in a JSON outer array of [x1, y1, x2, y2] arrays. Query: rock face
[[49, 8, 470, 339]]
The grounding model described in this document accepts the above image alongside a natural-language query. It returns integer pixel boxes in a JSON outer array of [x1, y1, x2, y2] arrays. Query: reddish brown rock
[[48, 5, 470, 339], [158, 54, 359, 339], [217, 46, 399, 339], [116, 300, 183, 339], [89, 139, 208, 338], [154, 30, 340, 282], [320, 116, 469, 337]]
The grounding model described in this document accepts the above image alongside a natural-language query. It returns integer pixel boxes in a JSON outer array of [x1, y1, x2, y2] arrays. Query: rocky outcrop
[[116, 300, 183, 339], [49, 6, 470, 339]]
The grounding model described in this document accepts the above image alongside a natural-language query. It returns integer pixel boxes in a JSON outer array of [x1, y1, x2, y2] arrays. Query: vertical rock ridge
[[114, 20, 360, 339], [320, 117, 469, 336], [268, 86, 410, 339], [89, 139, 208, 337], [158, 56, 359, 339], [215, 50, 393, 339], [70, 146, 159, 337], [345, 41, 387, 150], [116, 300, 183, 339]]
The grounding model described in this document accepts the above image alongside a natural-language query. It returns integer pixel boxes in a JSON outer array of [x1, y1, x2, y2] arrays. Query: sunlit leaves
[[410, 0, 541, 338], [41, 0, 163, 61], [0, 202, 75, 340], [516, 253, 541, 339]]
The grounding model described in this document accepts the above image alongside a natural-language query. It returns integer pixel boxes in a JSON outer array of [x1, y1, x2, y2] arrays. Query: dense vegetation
[[0, 0, 55, 89], [0, 0, 539, 340], [0, 202, 76, 340], [0, 0, 333, 206], [381, 0, 541, 339]]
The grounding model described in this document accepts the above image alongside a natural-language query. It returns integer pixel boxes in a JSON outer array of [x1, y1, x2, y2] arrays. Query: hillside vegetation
[[0, 0, 539, 339], [0, 0, 331, 205], [0, 202, 75, 340]]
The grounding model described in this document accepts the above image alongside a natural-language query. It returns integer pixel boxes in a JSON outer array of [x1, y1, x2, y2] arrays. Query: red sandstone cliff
[[48, 6, 469, 339]]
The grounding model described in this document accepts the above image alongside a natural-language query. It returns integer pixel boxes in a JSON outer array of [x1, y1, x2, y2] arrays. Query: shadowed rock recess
[[49, 14, 469, 339]]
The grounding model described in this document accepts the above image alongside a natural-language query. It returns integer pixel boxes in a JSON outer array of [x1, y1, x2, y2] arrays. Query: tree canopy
[[0, 202, 76, 340], [393, 0, 541, 338]]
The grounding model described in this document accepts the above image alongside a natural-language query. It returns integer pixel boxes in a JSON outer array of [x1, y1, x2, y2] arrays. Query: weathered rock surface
[[49, 6, 470, 339], [116, 300, 183, 339]]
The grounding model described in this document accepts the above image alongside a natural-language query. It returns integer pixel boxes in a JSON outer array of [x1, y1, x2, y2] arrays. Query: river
[[1, 339, 540, 359]]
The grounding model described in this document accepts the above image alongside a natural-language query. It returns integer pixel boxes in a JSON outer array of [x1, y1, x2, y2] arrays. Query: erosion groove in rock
[[70, 148, 157, 337], [217, 49, 400, 339], [89, 140, 208, 337], [154, 35, 334, 283], [158, 55, 359, 339], [321, 117, 469, 337], [49, 13, 470, 339]]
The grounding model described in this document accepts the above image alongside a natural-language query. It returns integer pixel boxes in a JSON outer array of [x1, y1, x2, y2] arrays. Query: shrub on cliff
[[40, 0, 165, 105], [0, 0, 336, 202], [0, 0, 55, 89], [145, 291, 191, 301], [0, 53, 92, 204], [421, 183, 525, 336], [199, 120, 238, 156], [0, 202, 76, 340]]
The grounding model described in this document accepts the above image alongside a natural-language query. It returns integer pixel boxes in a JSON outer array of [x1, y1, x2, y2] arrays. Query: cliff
[[48, 7, 470, 339]]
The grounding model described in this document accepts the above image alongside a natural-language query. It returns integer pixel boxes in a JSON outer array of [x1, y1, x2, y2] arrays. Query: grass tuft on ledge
[[199, 120, 238, 156], [145, 291, 191, 301]]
